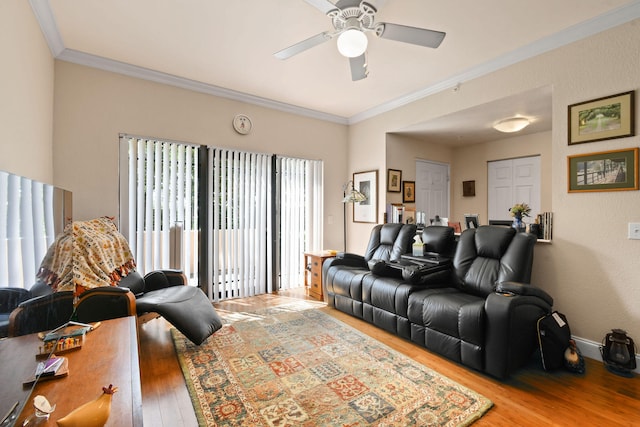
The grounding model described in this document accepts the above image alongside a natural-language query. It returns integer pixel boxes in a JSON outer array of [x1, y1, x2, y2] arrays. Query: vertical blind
[[277, 157, 323, 290], [120, 136, 322, 302], [120, 136, 200, 284], [207, 148, 273, 301], [0, 173, 56, 288]]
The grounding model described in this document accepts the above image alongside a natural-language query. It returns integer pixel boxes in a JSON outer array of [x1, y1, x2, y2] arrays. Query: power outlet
[[628, 223, 640, 240]]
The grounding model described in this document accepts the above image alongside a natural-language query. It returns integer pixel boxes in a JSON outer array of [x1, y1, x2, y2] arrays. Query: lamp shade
[[342, 188, 366, 203], [493, 117, 530, 133], [337, 29, 368, 58]]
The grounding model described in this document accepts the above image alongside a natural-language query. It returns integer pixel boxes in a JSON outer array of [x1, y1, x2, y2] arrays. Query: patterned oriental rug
[[172, 301, 493, 426]]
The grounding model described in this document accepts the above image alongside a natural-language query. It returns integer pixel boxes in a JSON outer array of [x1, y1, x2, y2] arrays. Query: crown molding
[[348, 0, 640, 124], [55, 48, 349, 125], [29, 0, 64, 56], [30, 0, 640, 126]]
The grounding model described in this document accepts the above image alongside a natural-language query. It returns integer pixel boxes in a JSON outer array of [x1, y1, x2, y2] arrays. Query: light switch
[[628, 223, 640, 240]]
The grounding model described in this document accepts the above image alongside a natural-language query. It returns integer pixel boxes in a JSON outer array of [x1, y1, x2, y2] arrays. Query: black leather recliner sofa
[[323, 224, 554, 379]]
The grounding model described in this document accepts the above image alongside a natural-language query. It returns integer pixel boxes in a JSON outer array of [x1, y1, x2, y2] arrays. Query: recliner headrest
[[474, 226, 515, 259], [422, 226, 455, 255]]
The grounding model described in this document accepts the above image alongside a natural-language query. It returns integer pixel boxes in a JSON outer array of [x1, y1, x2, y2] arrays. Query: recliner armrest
[[367, 259, 404, 279], [401, 263, 450, 284], [325, 252, 367, 269], [496, 281, 554, 307]]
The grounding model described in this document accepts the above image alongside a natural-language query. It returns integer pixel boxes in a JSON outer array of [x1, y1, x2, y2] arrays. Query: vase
[[512, 214, 526, 232]]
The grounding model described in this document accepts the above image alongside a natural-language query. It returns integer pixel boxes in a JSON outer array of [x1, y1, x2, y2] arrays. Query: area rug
[[172, 301, 493, 426]]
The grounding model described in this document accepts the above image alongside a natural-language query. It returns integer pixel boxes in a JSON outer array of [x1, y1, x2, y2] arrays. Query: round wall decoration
[[232, 114, 252, 135]]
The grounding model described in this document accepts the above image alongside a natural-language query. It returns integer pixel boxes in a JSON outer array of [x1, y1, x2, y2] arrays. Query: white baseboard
[[573, 336, 639, 374]]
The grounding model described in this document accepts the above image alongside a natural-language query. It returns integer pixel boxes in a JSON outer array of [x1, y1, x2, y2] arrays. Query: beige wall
[[52, 62, 348, 251], [0, 0, 54, 183], [349, 22, 640, 345]]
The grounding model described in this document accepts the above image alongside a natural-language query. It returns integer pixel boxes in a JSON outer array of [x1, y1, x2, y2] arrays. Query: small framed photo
[[353, 170, 378, 223], [567, 148, 638, 193], [402, 181, 415, 203], [464, 214, 480, 229], [568, 91, 635, 145], [387, 169, 402, 192]]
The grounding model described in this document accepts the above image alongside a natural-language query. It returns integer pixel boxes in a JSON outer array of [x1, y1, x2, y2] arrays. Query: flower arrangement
[[510, 202, 531, 218]]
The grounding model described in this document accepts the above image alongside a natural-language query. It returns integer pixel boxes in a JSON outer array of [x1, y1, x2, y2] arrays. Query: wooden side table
[[303, 251, 335, 300]]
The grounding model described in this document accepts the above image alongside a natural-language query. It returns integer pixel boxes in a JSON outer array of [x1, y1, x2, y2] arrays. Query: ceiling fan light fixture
[[493, 117, 531, 133], [337, 29, 368, 58]]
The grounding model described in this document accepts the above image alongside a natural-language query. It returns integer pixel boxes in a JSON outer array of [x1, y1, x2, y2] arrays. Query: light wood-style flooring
[[138, 289, 639, 426]]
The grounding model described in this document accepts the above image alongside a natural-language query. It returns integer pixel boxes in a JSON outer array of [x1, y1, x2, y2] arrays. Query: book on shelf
[[536, 212, 553, 240], [386, 204, 404, 223]]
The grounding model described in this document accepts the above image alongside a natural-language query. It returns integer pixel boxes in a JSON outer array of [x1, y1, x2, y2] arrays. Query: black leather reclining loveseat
[[323, 223, 554, 379]]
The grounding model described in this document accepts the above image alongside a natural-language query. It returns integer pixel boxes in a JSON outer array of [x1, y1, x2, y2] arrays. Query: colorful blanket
[[37, 217, 135, 296]]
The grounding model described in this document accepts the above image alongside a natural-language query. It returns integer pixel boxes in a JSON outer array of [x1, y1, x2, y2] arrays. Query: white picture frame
[[353, 170, 378, 223]]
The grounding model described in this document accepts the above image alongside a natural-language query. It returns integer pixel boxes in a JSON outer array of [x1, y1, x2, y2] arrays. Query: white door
[[415, 160, 450, 223], [488, 156, 541, 221]]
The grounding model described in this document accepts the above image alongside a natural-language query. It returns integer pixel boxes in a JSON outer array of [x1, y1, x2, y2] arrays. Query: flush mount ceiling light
[[493, 117, 531, 133], [337, 28, 368, 58]]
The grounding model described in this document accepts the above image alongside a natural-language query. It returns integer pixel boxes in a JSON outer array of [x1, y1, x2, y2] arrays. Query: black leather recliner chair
[[7, 269, 222, 345], [323, 223, 417, 317], [361, 225, 457, 339], [117, 269, 223, 345], [407, 226, 553, 378]]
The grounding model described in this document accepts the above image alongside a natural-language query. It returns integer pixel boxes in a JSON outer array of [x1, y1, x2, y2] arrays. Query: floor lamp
[[342, 180, 367, 252]]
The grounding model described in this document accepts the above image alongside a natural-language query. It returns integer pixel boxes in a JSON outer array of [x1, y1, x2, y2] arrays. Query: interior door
[[488, 156, 541, 221], [415, 160, 450, 223]]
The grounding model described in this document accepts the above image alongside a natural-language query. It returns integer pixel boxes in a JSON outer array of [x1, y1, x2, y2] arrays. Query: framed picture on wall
[[568, 91, 635, 145], [353, 170, 378, 223], [567, 147, 638, 192], [402, 181, 415, 203], [387, 169, 402, 192]]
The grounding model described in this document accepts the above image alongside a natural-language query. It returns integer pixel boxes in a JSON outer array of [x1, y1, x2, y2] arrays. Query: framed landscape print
[[568, 91, 635, 145], [387, 169, 402, 192], [567, 148, 638, 192], [353, 170, 378, 223]]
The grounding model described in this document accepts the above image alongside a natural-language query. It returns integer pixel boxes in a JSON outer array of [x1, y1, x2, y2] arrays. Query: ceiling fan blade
[[274, 32, 332, 60], [377, 23, 445, 48], [349, 54, 368, 81], [304, 0, 339, 14]]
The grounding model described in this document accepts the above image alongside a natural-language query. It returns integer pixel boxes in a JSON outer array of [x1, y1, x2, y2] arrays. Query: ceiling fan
[[274, 0, 446, 81]]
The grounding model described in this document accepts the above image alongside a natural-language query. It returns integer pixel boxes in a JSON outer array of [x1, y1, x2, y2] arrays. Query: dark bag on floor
[[537, 311, 571, 371]]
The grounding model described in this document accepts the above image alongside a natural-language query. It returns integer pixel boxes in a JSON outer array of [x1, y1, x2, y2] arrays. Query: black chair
[[75, 286, 137, 323], [118, 269, 223, 345], [323, 223, 417, 318], [8, 291, 75, 337], [0, 287, 32, 337]]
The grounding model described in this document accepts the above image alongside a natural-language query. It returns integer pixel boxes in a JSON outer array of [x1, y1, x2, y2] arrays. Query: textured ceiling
[[34, 0, 640, 143]]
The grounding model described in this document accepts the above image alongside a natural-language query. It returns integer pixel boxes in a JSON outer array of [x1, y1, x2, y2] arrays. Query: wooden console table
[[303, 251, 335, 300], [0, 316, 142, 427]]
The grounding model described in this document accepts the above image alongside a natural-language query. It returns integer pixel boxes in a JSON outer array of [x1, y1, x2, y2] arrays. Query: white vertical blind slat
[[206, 148, 271, 300], [122, 137, 200, 284]]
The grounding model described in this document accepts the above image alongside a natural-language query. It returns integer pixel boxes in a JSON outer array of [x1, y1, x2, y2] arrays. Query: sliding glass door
[[120, 136, 323, 301]]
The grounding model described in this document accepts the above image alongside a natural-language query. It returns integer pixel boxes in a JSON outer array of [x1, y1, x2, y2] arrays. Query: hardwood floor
[[138, 289, 640, 426]]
